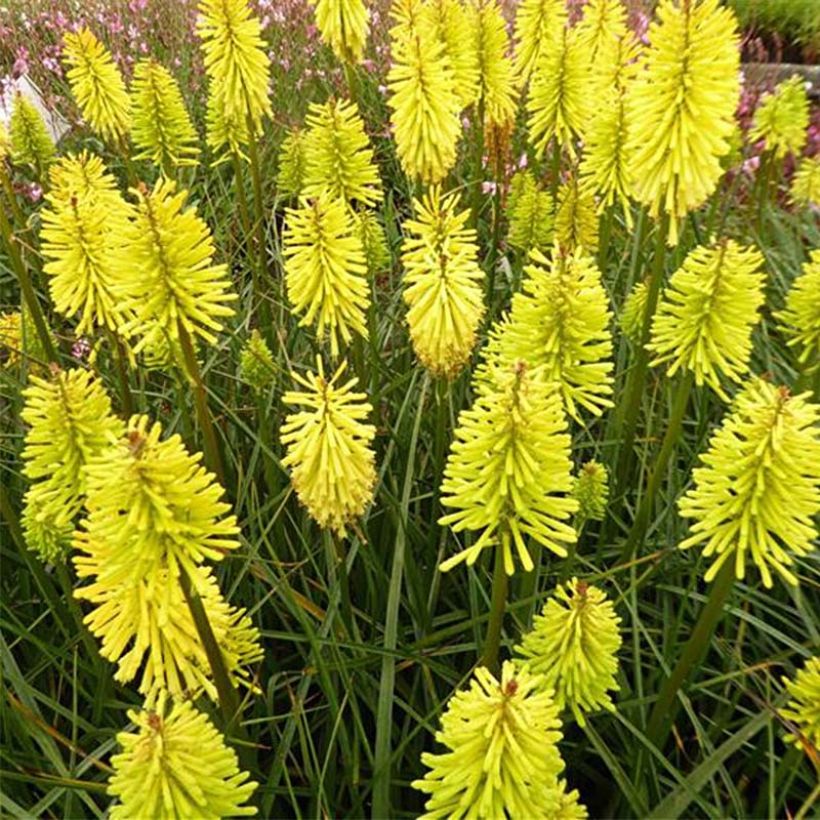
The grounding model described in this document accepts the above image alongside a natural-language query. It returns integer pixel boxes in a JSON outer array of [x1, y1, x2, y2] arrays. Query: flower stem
[[107, 329, 134, 417], [177, 320, 225, 487], [480, 544, 508, 674], [645, 560, 735, 749], [0, 195, 57, 362], [618, 370, 695, 563]]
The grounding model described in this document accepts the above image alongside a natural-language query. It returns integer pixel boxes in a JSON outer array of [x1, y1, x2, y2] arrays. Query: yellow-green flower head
[[239, 328, 275, 393], [280, 358, 376, 534], [625, 0, 740, 246], [62, 28, 131, 143], [468, 0, 519, 129], [277, 129, 307, 199], [131, 59, 200, 169], [506, 171, 555, 255], [513, 0, 568, 85], [0, 312, 23, 370], [749, 75, 810, 160], [0, 121, 10, 162], [197, 0, 272, 152], [573, 460, 609, 526], [483, 247, 614, 420], [309, 0, 369, 64], [21, 367, 123, 562], [354, 210, 391, 275], [790, 155, 820, 208], [776, 249, 820, 374], [647, 240, 766, 398], [439, 361, 577, 575], [527, 26, 590, 159], [619, 280, 648, 344], [555, 174, 599, 254], [427, 0, 480, 108], [206, 89, 252, 160], [575, 0, 628, 66], [678, 379, 820, 588], [515, 578, 622, 725], [40, 179, 134, 336], [556, 781, 589, 820], [401, 185, 485, 378], [780, 656, 820, 751], [387, 1, 463, 183], [108, 696, 258, 819], [47, 150, 125, 210], [9, 92, 55, 175], [117, 180, 237, 356], [302, 98, 383, 207], [283, 192, 370, 355], [412, 661, 566, 818]]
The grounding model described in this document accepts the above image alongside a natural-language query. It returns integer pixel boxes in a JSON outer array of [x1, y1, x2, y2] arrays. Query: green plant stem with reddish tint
[[481, 543, 508, 674]]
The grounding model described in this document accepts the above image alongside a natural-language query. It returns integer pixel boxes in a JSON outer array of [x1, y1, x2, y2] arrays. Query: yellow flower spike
[[515, 578, 622, 726], [573, 460, 610, 526], [556, 781, 590, 819], [239, 329, 275, 393], [302, 98, 382, 207], [131, 59, 200, 169], [439, 361, 577, 575], [647, 241, 765, 398], [309, 0, 369, 64], [387, 1, 463, 183], [777, 249, 820, 374], [619, 280, 648, 344], [554, 174, 599, 254], [780, 656, 820, 751], [8, 92, 56, 174], [790, 155, 820, 207], [749, 75, 810, 160], [39, 178, 134, 337], [513, 0, 568, 86], [506, 170, 555, 254], [197, 0, 272, 155], [625, 0, 740, 246], [427, 0, 480, 108], [280, 358, 377, 535], [401, 185, 485, 378], [354, 210, 391, 275], [283, 192, 370, 355], [20, 367, 124, 562], [575, 0, 628, 66], [678, 378, 820, 589], [47, 150, 125, 210], [526, 26, 590, 159], [62, 28, 131, 143], [0, 312, 23, 370], [116, 179, 237, 356], [467, 0, 519, 129], [107, 696, 258, 819], [482, 247, 614, 420], [0, 121, 10, 162], [276, 129, 307, 199], [206, 91, 252, 160], [412, 661, 567, 818]]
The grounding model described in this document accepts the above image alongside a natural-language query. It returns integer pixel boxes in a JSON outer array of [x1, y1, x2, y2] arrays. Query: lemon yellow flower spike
[[401, 185, 485, 378], [387, 1, 463, 183], [749, 75, 810, 160], [427, 0, 480, 108], [506, 170, 555, 254], [0, 121, 10, 162], [412, 661, 567, 818], [108, 696, 258, 819], [8, 92, 55, 175], [439, 361, 577, 575], [309, 0, 369, 64], [780, 656, 820, 751], [283, 192, 370, 355], [0, 312, 23, 370], [513, 0, 568, 86], [625, 0, 740, 245], [302, 98, 382, 207], [47, 150, 126, 210], [678, 379, 820, 589], [648, 240, 766, 398], [277, 129, 307, 199], [575, 0, 628, 66], [573, 460, 610, 526], [131, 59, 200, 169], [554, 174, 599, 254], [280, 358, 377, 534], [515, 578, 622, 726], [62, 28, 131, 143], [790, 155, 820, 207], [776, 249, 820, 374]]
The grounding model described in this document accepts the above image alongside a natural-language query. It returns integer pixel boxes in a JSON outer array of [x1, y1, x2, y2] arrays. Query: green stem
[[480, 544, 508, 674], [486, 148, 504, 310], [618, 370, 695, 563], [0, 196, 57, 362], [597, 205, 614, 273], [645, 560, 735, 749], [550, 139, 561, 204], [1, 167, 25, 227], [107, 330, 134, 417], [471, 96, 485, 228], [613, 213, 669, 497], [177, 320, 225, 487]]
